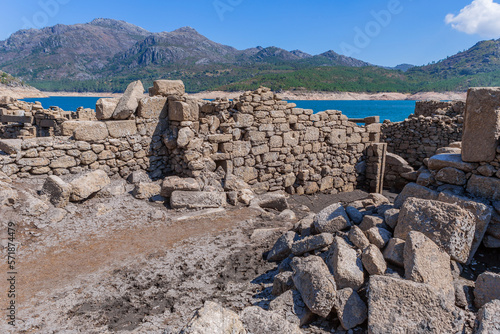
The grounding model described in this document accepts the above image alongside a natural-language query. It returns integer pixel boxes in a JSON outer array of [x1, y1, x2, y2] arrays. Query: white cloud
[[445, 0, 500, 38]]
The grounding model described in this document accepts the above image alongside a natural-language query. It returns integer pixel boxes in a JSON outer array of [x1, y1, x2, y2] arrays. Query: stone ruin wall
[[0, 81, 384, 195], [381, 101, 465, 168]]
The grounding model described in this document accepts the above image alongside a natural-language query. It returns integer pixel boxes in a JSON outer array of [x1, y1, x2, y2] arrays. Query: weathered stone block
[[96, 98, 119, 120], [467, 174, 500, 201], [112, 80, 144, 120], [169, 100, 199, 121], [474, 272, 500, 308], [70, 170, 110, 202], [73, 121, 109, 142], [105, 120, 137, 138], [151, 80, 185, 97], [170, 191, 226, 209], [394, 197, 476, 263], [41, 175, 71, 208], [328, 236, 365, 291], [428, 154, 478, 172], [462, 87, 500, 162], [368, 276, 460, 334], [291, 255, 337, 318], [137, 96, 168, 119], [334, 288, 367, 330]]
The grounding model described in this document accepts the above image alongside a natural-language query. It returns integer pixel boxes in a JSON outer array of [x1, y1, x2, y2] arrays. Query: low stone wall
[[163, 87, 382, 194], [381, 101, 464, 168], [0, 81, 384, 195]]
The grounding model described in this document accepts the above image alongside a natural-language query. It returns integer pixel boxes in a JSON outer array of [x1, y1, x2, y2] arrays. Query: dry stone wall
[[381, 101, 464, 168], [162, 86, 383, 194], [0, 80, 383, 195]]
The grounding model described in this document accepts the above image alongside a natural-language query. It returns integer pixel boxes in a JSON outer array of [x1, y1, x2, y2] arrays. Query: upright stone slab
[[112, 80, 144, 120], [462, 87, 500, 162]]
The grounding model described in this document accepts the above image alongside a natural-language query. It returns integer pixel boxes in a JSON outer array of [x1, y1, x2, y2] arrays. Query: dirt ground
[[1, 178, 498, 334]]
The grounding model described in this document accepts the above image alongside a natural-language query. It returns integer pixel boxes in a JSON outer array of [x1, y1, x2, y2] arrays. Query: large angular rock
[[404, 232, 454, 302], [170, 191, 226, 209], [328, 236, 365, 291], [313, 203, 351, 233], [41, 175, 71, 208], [368, 276, 460, 334], [112, 80, 144, 120], [0, 139, 21, 155], [428, 154, 478, 172], [384, 208, 399, 229], [365, 227, 391, 249], [348, 225, 370, 250], [462, 87, 500, 162], [291, 255, 337, 318], [160, 176, 201, 197], [393, 183, 439, 209], [474, 299, 500, 334], [73, 121, 109, 141], [334, 288, 367, 330], [362, 244, 387, 275], [291, 233, 333, 256], [267, 231, 298, 262], [467, 174, 500, 201], [437, 191, 493, 263], [383, 238, 405, 267], [240, 306, 302, 334], [180, 301, 246, 334], [271, 271, 294, 296], [69, 170, 110, 202], [95, 98, 119, 120], [105, 120, 137, 138], [269, 289, 315, 327], [151, 80, 185, 97], [474, 272, 500, 308], [435, 167, 467, 185], [394, 197, 476, 263]]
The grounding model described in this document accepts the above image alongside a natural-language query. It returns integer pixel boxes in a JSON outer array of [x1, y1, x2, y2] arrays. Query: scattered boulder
[[435, 167, 467, 185], [404, 232, 454, 302], [127, 170, 151, 185], [240, 306, 302, 334], [267, 231, 298, 262], [69, 170, 110, 202], [394, 197, 476, 263], [271, 271, 294, 296], [291, 233, 333, 256], [365, 227, 391, 249], [291, 255, 337, 318], [362, 244, 387, 275], [437, 191, 493, 263], [474, 299, 500, 334], [41, 175, 71, 208], [384, 208, 399, 229], [334, 288, 368, 330], [367, 276, 460, 334], [383, 238, 405, 267], [359, 215, 385, 231], [428, 154, 478, 172], [474, 272, 500, 308], [132, 182, 161, 200], [328, 236, 364, 291], [313, 203, 351, 233], [180, 301, 246, 334], [269, 289, 315, 327], [112, 80, 144, 120], [98, 179, 127, 198], [466, 174, 500, 201], [348, 225, 370, 250], [345, 206, 363, 224], [393, 183, 439, 209], [170, 191, 226, 209]]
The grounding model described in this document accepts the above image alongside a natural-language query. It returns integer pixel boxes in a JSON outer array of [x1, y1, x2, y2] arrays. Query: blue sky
[[0, 0, 499, 67]]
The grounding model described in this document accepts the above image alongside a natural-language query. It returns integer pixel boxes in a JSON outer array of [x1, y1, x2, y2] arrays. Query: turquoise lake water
[[22, 97, 416, 122]]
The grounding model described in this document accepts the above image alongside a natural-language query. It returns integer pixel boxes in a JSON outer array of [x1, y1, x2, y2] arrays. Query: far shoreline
[[3, 86, 467, 101]]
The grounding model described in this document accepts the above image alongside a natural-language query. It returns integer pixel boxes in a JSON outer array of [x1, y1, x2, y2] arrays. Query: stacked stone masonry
[[0, 81, 383, 195], [382, 101, 465, 168]]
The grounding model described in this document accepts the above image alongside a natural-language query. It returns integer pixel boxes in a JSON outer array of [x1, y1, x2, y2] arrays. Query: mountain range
[[1, 18, 500, 93]]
